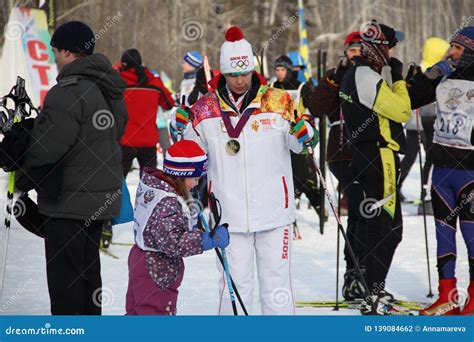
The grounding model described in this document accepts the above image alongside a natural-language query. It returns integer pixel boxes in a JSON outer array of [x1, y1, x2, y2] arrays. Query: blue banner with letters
[[0, 316, 472, 342]]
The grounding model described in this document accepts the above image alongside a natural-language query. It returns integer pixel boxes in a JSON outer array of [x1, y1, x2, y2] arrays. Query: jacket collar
[[214, 72, 267, 113]]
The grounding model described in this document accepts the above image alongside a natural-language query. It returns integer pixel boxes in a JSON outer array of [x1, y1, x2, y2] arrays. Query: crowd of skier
[[0, 17, 473, 317]]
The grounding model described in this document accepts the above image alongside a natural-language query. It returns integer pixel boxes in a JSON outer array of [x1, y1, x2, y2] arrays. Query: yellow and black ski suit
[[340, 60, 411, 294]]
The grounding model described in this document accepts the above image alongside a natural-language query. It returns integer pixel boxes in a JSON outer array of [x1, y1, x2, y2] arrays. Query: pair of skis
[[296, 300, 424, 315]]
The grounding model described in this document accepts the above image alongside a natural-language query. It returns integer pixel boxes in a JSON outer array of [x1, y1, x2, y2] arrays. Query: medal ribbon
[[226, 84, 248, 111], [220, 109, 253, 138]]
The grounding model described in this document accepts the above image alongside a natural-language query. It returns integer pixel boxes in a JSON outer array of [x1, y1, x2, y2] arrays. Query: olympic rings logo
[[230, 59, 250, 70]]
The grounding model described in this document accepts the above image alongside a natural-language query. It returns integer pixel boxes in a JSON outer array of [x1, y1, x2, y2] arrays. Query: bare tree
[[1, 0, 470, 87]]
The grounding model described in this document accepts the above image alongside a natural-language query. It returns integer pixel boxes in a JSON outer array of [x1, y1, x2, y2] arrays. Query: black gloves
[[389, 57, 404, 82], [332, 62, 349, 85]]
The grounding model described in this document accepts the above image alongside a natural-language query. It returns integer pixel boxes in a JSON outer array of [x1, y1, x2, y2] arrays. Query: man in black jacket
[[24, 21, 128, 315]]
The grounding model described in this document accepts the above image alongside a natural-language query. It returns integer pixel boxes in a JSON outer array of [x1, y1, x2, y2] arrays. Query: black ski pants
[[352, 142, 403, 294], [121, 146, 157, 179], [328, 160, 367, 270], [291, 151, 320, 209]]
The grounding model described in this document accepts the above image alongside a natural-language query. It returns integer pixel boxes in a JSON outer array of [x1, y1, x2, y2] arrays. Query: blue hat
[[451, 27, 474, 51], [50, 21, 95, 55], [183, 51, 203, 69]]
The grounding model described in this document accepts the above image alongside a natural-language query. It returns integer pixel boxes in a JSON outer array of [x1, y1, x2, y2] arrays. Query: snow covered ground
[[0, 157, 469, 316]]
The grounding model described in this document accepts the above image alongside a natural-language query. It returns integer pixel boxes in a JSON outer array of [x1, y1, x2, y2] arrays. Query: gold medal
[[225, 139, 240, 155]]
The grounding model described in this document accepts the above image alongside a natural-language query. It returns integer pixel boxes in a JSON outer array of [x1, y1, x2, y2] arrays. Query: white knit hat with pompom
[[220, 26, 255, 75]]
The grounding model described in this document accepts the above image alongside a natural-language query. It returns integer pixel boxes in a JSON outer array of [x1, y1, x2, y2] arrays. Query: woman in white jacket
[[174, 26, 315, 315]]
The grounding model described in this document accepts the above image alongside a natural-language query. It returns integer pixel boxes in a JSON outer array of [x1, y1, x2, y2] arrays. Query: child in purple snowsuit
[[126, 140, 229, 315]]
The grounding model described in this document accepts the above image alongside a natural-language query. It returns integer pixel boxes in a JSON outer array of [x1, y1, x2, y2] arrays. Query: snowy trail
[[0, 163, 469, 315]]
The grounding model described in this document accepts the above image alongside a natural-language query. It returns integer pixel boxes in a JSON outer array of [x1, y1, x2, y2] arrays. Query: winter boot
[[461, 280, 474, 315], [419, 278, 461, 315]]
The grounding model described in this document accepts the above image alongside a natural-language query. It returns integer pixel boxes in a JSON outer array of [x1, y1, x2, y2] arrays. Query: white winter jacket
[[181, 83, 313, 233]]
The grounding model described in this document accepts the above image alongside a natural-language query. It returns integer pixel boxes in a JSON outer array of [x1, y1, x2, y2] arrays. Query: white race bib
[[133, 182, 194, 252], [434, 79, 474, 150]]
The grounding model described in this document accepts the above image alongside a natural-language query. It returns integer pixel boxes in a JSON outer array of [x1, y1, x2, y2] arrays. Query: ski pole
[[316, 50, 326, 235], [305, 142, 375, 312], [203, 56, 213, 93], [334, 109, 344, 311], [207, 192, 248, 315], [198, 213, 238, 315], [195, 190, 248, 315], [415, 108, 434, 298], [205, 193, 236, 315]]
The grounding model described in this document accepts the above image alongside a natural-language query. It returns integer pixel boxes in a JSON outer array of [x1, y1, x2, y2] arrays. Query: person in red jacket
[[119, 49, 175, 178]]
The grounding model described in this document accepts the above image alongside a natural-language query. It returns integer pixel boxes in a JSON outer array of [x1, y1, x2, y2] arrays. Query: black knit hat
[[50, 21, 95, 55], [120, 49, 148, 84], [274, 55, 293, 71], [121, 49, 142, 67], [378, 22, 405, 48]]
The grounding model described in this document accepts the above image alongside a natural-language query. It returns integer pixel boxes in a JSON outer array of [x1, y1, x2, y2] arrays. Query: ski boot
[[419, 278, 461, 315], [361, 294, 412, 315], [100, 220, 113, 249], [342, 268, 366, 301], [377, 289, 396, 303], [461, 280, 474, 315]]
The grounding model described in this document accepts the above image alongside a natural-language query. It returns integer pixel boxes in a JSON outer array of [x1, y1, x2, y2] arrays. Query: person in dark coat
[[311, 32, 368, 301], [24, 21, 128, 315]]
